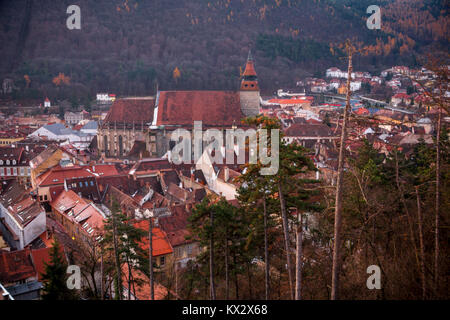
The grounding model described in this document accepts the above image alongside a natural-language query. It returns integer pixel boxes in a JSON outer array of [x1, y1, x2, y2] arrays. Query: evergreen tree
[[41, 240, 76, 300]]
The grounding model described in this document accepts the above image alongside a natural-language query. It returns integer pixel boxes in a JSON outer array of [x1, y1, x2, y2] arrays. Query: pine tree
[[41, 240, 76, 300]]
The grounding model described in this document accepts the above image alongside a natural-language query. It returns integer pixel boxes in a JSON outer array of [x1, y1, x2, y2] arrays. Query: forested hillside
[[0, 0, 447, 101]]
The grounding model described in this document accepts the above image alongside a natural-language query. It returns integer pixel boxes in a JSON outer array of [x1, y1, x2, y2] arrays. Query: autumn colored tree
[[173, 67, 181, 83], [52, 73, 71, 86]]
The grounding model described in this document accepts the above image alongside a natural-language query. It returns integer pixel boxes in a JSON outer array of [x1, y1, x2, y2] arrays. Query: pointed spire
[[240, 50, 259, 91], [242, 50, 257, 78], [247, 49, 253, 62]]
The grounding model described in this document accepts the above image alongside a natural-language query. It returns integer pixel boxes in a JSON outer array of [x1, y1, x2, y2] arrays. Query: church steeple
[[240, 50, 259, 91], [239, 50, 261, 117]]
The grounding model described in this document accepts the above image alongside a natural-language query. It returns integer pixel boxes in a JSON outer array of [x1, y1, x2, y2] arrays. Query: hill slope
[[0, 0, 447, 101]]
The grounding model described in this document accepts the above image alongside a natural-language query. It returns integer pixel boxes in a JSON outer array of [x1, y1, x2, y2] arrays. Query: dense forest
[[0, 0, 448, 102]]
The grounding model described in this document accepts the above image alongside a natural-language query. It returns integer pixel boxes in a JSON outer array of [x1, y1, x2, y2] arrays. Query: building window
[[0, 160, 3, 165], [6, 168, 10, 176], [90, 181, 94, 186], [6, 160, 9, 165], [13, 168, 17, 176], [160, 256, 165, 267], [118, 135, 124, 156], [20, 167, 24, 176], [85, 181, 89, 187], [103, 135, 108, 154], [79, 182, 83, 188], [12, 160, 16, 165], [0, 168, 3, 176]]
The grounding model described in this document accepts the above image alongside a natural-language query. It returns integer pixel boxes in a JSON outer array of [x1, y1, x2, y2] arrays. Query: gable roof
[[156, 91, 243, 127], [29, 144, 61, 169], [50, 190, 105, 237]]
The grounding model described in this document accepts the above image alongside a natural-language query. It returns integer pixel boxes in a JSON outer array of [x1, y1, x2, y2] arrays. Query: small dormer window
[[12, 160, 16, 165]]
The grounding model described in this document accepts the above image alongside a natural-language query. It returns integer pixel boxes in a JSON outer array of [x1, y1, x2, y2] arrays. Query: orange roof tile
[[135, 220, 173, 257]]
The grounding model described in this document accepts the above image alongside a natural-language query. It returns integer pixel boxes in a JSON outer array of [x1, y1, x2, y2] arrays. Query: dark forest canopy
[[0, 0, 447, 101]]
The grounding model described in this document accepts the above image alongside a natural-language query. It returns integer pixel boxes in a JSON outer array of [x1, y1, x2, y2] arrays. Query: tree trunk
[[233, 252, 239, 300], [263, 195, 270, 300], [295, 211, 303, 300], [434, 105, 442, 295], [246, 261, 253, 299], [149, 218, 154, 300], [127, 258, 131, 300], [415, 186, 426, 299], [100, 249, 104, 300], [225, 235, 229, 300], [278, 181, 294, 300], [210, 210, 216, 300], [112, 209, 122, 300], [394, 150, 420, 269], [175, 262, 178, 300], [331, 44, 352, 300]]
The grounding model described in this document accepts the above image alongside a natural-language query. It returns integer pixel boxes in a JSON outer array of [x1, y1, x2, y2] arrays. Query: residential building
[[0, 181, 46, 250]]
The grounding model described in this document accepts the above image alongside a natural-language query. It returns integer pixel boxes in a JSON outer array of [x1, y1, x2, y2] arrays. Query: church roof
[[242, 50, 257, 77], [103, 98, 156, 125], [155, 91, 244, 127], [242, 60, 257, 77]]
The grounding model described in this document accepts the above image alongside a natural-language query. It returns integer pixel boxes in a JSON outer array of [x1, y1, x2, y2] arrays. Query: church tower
[[240, 51, 260, 117]]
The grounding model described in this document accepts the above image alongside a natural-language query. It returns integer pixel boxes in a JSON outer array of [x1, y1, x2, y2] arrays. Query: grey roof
[[42, 123, 89, 137], [5, 281, 43, 296], [43, 123, 67, 135], [81, 121, 98, 130], [417, 117, 431, 124]]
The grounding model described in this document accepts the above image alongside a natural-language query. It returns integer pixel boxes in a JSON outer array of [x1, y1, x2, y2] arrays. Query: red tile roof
[[156, 91, 244, 127], [243, 59, 257, 77], [36, 166, 95, 187], [103, 98, 156, 124], [268, 97, 313, 105], [50, 190, 105, 237], [134, 220, 173, 257], [158, 205, 193, 247], [355, 107, 370, 115], [30, 247, 52, 281], [0, 249, 35, 283]]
